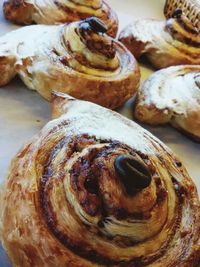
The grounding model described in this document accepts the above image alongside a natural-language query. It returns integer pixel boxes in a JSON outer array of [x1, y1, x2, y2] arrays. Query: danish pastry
[[0, 91, 199, 266], [164, 0, 200, 29], [119, 10, 200, 69], [0, 18, 140, 109], [134, 65, 200, 142], [3, 0, 118, 37]]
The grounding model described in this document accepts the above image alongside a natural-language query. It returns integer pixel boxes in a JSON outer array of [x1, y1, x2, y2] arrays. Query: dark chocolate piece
[[84, 177, 99, 194], [85, 17, 107, 34], [172, 9, 182, 19], [114, 154, 152, 193]]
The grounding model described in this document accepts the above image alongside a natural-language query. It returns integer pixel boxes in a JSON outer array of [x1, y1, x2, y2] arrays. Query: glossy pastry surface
[[119, 10, 200, 69], [134, 65, 200, 142], [3, 0, 118, 37], [0, 92, 199, 267], [164, 0, 200, 29], [0, 18, 140, 109]]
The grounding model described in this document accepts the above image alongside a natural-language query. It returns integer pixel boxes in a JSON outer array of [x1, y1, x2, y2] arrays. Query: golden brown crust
[[3, 0, 118, 37], [0, 20, 140, 109], [3, 0, 34, 25], [134, 65, 200, 142], [0, 92, 199, 266], [0, 56, 16, 86], [119, 14, 200, 69]]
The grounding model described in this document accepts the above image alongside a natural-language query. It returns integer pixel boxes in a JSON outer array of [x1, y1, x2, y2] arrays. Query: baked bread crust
[[134, 65, 200, 142], [0, 19, 140, 109], [0, 92, 199, 266], [119, 13, 200, 69], [3, 0, 118, 37]]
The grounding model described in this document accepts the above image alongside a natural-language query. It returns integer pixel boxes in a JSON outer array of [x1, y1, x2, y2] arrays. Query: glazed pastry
[[119, 10, 200, 69], [164, 0, 200, 29], [134, 65, 200, 142], [0, 91, 199, 267], [3, 0, 118, 37], [0, 18, 140, 109]]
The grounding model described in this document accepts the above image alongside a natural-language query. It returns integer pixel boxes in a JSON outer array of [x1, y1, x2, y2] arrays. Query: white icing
[[0, 24, 61, 60], [43, 96, 169, 155], [141, 65, 200, 115], [0, 22, 126, 83], [125, 19, 200, 63]]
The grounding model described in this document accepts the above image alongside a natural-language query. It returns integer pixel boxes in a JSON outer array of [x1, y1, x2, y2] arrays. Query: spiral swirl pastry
[[0, 18, 140, 109], [3, 0, 118, 37], [0, 91, 199, 267], [164, 0, 200, 29], [134, 65, 200, 142], [119, 11, 200, 69]]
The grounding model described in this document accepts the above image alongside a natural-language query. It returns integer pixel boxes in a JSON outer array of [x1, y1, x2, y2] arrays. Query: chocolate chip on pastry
[[0, 18, 140, 109], [164, 0, 200, 29], [134, 65, 200, 142], [0, 91, 199, 266], [3, 0, 118, 37], [119, 10, 200, 69]]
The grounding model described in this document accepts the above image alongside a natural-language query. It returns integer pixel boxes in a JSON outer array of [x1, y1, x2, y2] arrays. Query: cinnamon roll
[[0, 18, 140, 109], [3, 0, 118, 37], [134, 65, 200, 142], [164, 0, 200, 29], [0, 91, 199, 266], [119, 10, 200, 69]]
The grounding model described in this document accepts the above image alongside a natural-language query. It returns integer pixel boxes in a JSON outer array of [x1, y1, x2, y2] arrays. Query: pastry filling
[[38, 133, 182, 265], [165, 10, 200, 47], [61, 19, 120, 76]]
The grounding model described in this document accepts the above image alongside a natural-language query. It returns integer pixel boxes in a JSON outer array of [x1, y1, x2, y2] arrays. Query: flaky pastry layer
[[3, 0, 118, 37], [0, 21, 140, 109], [0, 92, 199, 266], [134, 65, 200, 142]]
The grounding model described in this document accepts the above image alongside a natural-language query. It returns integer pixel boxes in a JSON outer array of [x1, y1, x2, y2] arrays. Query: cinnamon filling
[[166, 14, 200, 47], [61, 19, 120, 74], [38, 134, 183, 265]]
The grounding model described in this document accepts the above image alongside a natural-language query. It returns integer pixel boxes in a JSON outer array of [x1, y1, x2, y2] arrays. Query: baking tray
[[0, 0, 199, 265]]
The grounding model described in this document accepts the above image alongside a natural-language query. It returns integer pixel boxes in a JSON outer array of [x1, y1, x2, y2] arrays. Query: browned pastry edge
[[133, 96, 173, 125], [133, 95, 200, 143], [0, 56, 16, 86], [14, 48, 140, 109], [118, 17, 200, 69], [3, 0, 118, 37], [171, 120, 200, 143], [0, 20, 140, 109], [117, 35, 145, 60], [132, 65, 200, 143], [0, 92, 199, 266], [3, 0, 34, 24]]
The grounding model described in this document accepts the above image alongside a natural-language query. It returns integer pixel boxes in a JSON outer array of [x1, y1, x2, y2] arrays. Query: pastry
[[0, 18, 140, 109], [119, 10, 200, 69], [3, 0, 118, 37], [134, 65, 200, 142], [164, 0, 200, 29], [0, 91, 199, 266]]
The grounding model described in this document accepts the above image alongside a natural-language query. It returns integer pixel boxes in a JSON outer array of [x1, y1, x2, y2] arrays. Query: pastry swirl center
[[38, 134, 176, 266], [165, 11, 200, 47], [62, 19, 120, 75]]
